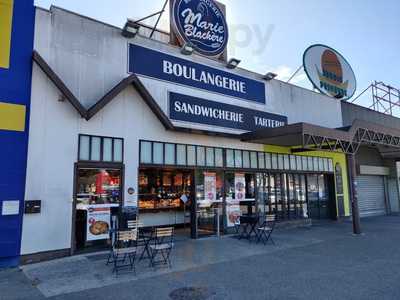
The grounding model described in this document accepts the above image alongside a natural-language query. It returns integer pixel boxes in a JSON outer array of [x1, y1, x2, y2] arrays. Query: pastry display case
[[139, 170, 192, 212]]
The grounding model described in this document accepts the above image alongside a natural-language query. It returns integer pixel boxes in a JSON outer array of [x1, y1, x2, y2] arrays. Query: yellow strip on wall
[[0, 102, 26, 132], [0, 0, 14, 69]]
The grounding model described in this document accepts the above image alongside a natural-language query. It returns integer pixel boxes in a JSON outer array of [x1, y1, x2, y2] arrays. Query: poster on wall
[[204, 172, 217, 203], [226, 173, 245, 227], [86, 206, 111, 241]]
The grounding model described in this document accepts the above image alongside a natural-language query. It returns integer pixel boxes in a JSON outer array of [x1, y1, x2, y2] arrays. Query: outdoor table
[[138, 227, 154, 261], [239, 215, 259, 241]]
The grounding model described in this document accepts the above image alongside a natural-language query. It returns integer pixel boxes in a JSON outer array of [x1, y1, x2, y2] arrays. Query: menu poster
[[226, 173, 245, 227], [86, 206, 111, 241], [234, 173, 246, 201], [204, 172, 216, 202]]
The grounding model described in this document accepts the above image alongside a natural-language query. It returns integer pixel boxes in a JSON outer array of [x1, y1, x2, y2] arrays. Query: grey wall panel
[[388, 178, 400, 213], [356, 147, 383, 167], [341, 101, 400, 128]]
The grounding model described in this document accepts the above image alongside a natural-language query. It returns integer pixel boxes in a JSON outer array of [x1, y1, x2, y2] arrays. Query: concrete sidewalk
[[1, 216, 400, 300]]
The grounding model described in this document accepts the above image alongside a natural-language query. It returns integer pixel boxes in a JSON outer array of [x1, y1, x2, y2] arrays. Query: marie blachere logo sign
[[173, 0, 229, 57], [303, 44, 357, 100]]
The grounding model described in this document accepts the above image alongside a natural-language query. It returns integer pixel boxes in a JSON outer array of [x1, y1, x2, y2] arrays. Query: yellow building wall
[[264, 145, 350, 217]]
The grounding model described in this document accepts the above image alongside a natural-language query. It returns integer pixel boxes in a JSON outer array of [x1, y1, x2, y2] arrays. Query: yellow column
[[0, 0, 14, 69]]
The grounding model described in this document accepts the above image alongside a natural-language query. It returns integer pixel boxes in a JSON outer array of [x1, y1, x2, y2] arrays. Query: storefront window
[[278, 154, 284, 170], [284, 155, 290, 170], [271, 153, 278, 169], [177, 145, 186, 165], [296, 156, 302, 171], [114, 139, 123, 162], [91, 137, 101, 161], [243, 151, 250, 168], [290, 155, 296, 170], [215, 148, 223, 167], [265, 153, 272, 169], [258, 152, 265, 169], [153, 142, 163, 164], [197, 146, 206, 166], [313, 157, 319, 171], [308, 157, 313, 171], [103, 138, 112, 162], [206, 147, 214, 167], [140, 141, 152, 164], [234, 150, 242, 168], [302, 156, 308, 171], [79, 135, 90, 161], [187, 146, 196, 166], [226, 149, 234, 168], [165, 143, 175, 165], [250, 152, 258, 169]]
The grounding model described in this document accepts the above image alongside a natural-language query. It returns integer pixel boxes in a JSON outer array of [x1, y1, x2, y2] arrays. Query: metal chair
[[149, 227, 174, 268], [256, 214, 276, 245], [111, 230, 138, 275]]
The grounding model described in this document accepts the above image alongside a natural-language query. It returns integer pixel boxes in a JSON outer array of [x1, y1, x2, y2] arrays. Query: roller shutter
[[356, 175, 386, 217]]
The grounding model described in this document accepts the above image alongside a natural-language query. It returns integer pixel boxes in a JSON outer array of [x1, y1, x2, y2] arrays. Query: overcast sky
[[34, 0, 400, 107]]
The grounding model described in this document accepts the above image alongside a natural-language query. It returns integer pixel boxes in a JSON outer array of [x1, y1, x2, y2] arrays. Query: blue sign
[[129, 44, 266, 104], [169, 92, 287, 132], [0, 0, 35, 268], [172, 0, 229, 57]]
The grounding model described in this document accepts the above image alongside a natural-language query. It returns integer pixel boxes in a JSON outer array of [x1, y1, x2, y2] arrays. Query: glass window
[[284, 155, 290, 170], [265, 153, 272, 169], [258, 152, 265, 169], [242, 151, 250, 168], [302, 156, 308, 171], [328, 159, 334, 172], [113, 139, 123, 162], [153, 142, 163, 164], [140, 142, 152, 164], [79, 135, 90, 161], [187, 146, 196, 166], [308, 157, 313, 171], [197, 146, 206, 166], [91, 137, 101, 161], [323, 158, 329, 172], [313, 157, 319, 171], [76, 168, 121, 206], [226, 149, 235, 167], [177, 145, 186, 165], [278, 154, 284, 170], [206, 147, 215, 167], [250, 152, 258, 169], [271, 153, 278, 169], [290, 155, 296, 170], [103, 138, 112, 162], [165, 143, 175, 165], [318, 158, 324, 172], [235, 150, 242, 168], [215, 148, 224, 167], [296, 156, 302, 171]]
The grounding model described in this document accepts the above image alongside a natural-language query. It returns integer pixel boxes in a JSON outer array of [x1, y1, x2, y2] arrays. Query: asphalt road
[[1, 216, 400, 300]]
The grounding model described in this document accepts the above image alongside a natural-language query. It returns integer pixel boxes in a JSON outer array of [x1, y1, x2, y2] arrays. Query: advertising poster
[[226, 173, 245, 227], [204, 172, 216, 202], [86, 206, 111, 241]]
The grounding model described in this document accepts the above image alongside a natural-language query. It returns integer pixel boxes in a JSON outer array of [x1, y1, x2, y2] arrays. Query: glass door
[[307, 174, 320, 219], [318, 175, 330, 219], [195, 171, 224, 238]]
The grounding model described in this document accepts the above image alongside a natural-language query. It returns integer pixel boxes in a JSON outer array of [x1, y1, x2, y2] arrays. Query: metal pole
[[150, 0, 169, 39], [346, 154, 361, 234], [216, 207, 220, 237], [287, 65, 303, 83]]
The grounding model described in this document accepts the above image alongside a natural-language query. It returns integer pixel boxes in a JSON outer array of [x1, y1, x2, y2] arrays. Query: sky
[[34, 0, 400, 108]]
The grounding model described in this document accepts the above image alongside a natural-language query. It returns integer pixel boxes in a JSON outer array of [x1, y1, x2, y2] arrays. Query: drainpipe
[[347, 154, 362, 234]]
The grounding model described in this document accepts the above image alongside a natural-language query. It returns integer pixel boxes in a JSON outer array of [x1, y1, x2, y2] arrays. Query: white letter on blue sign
[[163, 60, 173, 75]]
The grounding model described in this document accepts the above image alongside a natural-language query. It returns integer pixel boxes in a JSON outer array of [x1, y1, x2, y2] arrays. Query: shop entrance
[[73, 165, 123, 253], [307, 174, 336, 220]]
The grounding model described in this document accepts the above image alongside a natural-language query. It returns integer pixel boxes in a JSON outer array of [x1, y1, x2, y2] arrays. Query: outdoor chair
[[256, 214, 276, 245], [149, 227, 174, 268], [111, 230, 138, 275]]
